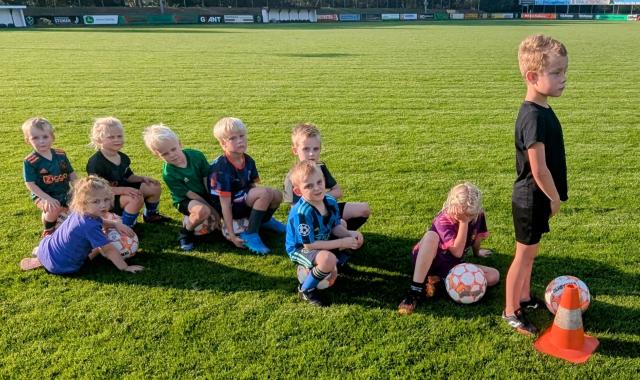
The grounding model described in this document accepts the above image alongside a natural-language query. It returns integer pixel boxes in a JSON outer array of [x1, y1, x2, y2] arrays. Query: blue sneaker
[[239, 232, 270, 255], [261, 217, 286, 234]]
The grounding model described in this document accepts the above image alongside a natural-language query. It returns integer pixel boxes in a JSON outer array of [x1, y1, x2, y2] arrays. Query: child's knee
[[316, 250, 337, 269], [360, 203, 371, 217], [486, 268, 500, 286], [270, 189, 283, 203], [144, 182, 162, 197], [122, 195, 144, 210], [190, 203, 210, 220]]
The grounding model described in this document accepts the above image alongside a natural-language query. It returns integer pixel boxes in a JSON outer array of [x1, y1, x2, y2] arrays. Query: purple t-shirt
[[37, 212, 110, 275]]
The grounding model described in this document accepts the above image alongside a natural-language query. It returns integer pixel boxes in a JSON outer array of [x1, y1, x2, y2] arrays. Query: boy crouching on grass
[[143, 124, 219, 252], [285, 160, 364, 307]]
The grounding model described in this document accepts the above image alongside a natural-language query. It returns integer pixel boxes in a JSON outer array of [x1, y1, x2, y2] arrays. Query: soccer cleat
[[298, 286, 325, 307], [520, 296, 544, 310], [143, 213, 171, 224], [398, 293, 419, 316], [178, 231, 194, 252], [424, 275, 441, 298], [502, 309, 539, 336], [239, 232, 270, 255], [260, 217, 287, 234]]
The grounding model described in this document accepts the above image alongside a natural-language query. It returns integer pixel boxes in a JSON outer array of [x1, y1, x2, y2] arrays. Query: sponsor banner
[[199, 15, 223, 23], [224, 15, 254, 23], [434, 12, 449, 20], [628, 14, 639, 20], [53, 16, 82, 25], [534, 0, 569, 4], [366, 14, 382, 21], [400, 13, 418, 20], [174, 15, 198, 24], [339, 13, 360, 21], [83, 15, 118, 25], [522, 13, 557, 19], [595, 14, 629, 20], [520, 0, 535, 4], [559, 13, 576, 19], [491, 13, 515, 19], [572, 0, 609, 4], [419, 13, 435, 20], [612, 0, 640, 3], [450, 13, 464, 20], [317, 14, 338, 22], [381, 13, 400, 21], [464, 13, 479, 19], [578, 13, 594, 19], [121, 15, 147, 24]]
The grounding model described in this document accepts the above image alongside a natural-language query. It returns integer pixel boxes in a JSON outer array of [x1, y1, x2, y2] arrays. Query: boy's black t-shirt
[[86, 151, 135, 187], [512, 101, 568, 208]]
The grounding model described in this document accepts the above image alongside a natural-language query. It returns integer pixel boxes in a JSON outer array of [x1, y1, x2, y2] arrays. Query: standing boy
[[286, 160, 364, 306], [143, 124, 219, 251], [504, 35, 569, 335]]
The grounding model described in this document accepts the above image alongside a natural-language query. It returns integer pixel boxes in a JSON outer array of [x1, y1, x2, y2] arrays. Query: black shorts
[[512, 200, 551, 245], [112, 183, 142, 215], [211, 197, 252, 219], [338, 202, 346, 217]]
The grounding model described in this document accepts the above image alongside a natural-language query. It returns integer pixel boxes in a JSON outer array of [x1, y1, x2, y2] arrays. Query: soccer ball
[[544, 275, 590, 314], [220, 218, 250, 239], [102, 212, 122, 224], [183, 215, 218, 236], [296, 265, 337, 290], [104, 228, 139, 259], [445, 263, 487, 304]]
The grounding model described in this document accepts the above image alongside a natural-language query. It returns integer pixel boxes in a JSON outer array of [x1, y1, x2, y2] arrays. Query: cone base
[[535, 330, 599, 364]]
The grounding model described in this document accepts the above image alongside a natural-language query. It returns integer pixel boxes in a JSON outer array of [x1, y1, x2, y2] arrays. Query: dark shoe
[[298, 286, 325, 307], [424, 275, 441, 298], [502, 309, 538, 336], [520, 296, 545, 310], [143, 213, 170, 224], [178, 231, 194, 251], [398, 292, 419, 316]]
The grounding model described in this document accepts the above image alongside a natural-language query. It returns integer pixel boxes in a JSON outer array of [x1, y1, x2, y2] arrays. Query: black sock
[[261, 207, 277, 222], [409, 281, 423, 296], [346, 217, 368, 231], [247, 209, 266, 233]]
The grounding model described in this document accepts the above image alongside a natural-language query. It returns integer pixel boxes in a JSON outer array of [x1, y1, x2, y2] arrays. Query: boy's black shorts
[[112, 182, 142, 215], [512, 200, 551, 245]]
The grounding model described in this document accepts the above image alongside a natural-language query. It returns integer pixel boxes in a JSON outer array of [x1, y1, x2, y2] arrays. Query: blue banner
[[535, 0, 570, 4]]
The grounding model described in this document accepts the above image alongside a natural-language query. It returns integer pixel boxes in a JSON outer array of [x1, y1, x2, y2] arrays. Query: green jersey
[[162, 148, 210, 207], [23, 149, 74, 204]]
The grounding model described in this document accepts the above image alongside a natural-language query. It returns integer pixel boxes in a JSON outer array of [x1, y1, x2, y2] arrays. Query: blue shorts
[[289, 248, 321, 269]]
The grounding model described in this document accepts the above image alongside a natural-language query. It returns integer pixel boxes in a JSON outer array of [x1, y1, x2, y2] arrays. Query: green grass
[[1, 21, 639, 377]]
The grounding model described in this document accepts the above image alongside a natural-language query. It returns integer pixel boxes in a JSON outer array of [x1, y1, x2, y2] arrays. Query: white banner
[[223, 15, 254, 23], [83, 15, 118, 25]]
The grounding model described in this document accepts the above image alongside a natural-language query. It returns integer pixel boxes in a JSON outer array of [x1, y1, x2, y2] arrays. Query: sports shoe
[[502, 309, 539, 336], [239, 232, 270, 255], [298, 286, 325, 307], [178, 231, 194, 251], [260, 217, 287, 234], [424, 275, 441, 298], [520, 296, 544, 310], [143, 213, 170, 224], [398, 292, 419, 316]]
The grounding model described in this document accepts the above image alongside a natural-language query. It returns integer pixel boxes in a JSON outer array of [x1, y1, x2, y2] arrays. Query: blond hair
[[142, 124, 179, 153], [90, 116, 124, 150], [289, 160, 322, 188], [69, 175, 113, 214], [21, 117, 54, 142], [291, 122, 321, 146], [442, 182, 483, 221], [518, 34, 567, 76], [213, 117, 247, 143]]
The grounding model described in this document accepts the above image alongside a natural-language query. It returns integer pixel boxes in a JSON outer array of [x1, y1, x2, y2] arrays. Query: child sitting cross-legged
[[398, 182, 499, 315], [20, 176, 144, 274], [285, 160, 364, 307]]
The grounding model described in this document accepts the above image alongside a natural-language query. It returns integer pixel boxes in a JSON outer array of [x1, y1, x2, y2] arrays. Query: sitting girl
[[20, 175, 144, 274]]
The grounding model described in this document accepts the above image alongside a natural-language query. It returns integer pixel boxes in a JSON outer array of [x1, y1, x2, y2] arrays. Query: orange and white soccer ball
[[104, 229, 139, 259], [545, 275, 590, 314], [102, 212, 122, 224], [445, 263, 487, 304], [220, 218, 250, 239], [296, 265, 338, 290], [183, 215, 218, 236]]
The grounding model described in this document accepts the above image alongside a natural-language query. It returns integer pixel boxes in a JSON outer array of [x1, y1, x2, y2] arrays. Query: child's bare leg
[[505, 242, 538, 315], [20, 257, 43, 271], [245, 187, 273, 212], [478, 265, 500, 287], [412, 231, 439, 283], [186, 201, 211, 230], [342, 202, 371, 230], [139, 182, 161, 203], [120, 194, 144, 215]]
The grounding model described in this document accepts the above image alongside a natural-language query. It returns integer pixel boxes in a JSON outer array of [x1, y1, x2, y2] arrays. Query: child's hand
[[350, 231, 364, 249], [115, 222, 135, 237], [123, 265, 144, 273], [341, 237, 359, 250], [476, 249, 492, 258], [227, 234, 245, 248], [43, 197, 61, 213], [141, 176, 159, 185], [118, 187, 142, 199], [550, 199, 561, 217]]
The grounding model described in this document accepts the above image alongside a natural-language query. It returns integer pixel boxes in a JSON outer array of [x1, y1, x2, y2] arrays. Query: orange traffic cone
[[534, 284, 599, 363]]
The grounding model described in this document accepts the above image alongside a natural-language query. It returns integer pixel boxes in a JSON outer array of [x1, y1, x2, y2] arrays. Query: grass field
[[1, 21, 639, 377]]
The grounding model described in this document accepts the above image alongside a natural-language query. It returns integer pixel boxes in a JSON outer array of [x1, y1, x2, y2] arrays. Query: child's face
[[27, 128, 53, 154], [154, 139, 186, 167], [292, 136, 321, 162], [85, 191, 112, 218], [100, 128, 124, 152], [530, 54, 568, 98], [295, 169, 325, 203], [220, 131, 247, 155]]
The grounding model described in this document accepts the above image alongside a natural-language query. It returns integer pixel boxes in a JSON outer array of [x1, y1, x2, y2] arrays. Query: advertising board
[[83, 15, 118, 25]]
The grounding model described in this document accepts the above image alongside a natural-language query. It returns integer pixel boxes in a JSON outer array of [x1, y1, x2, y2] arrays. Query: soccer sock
[[247, 209, 266, 234], [337, 250, 352, 266], [301, 267, 330, 292], [43, 220, 56, 231], [144, 201, 159, 216], [346, 217, 368, 231], [409, 281, 423, 296], [261, 207, 278, 222], [121, 211, 139, 227]]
